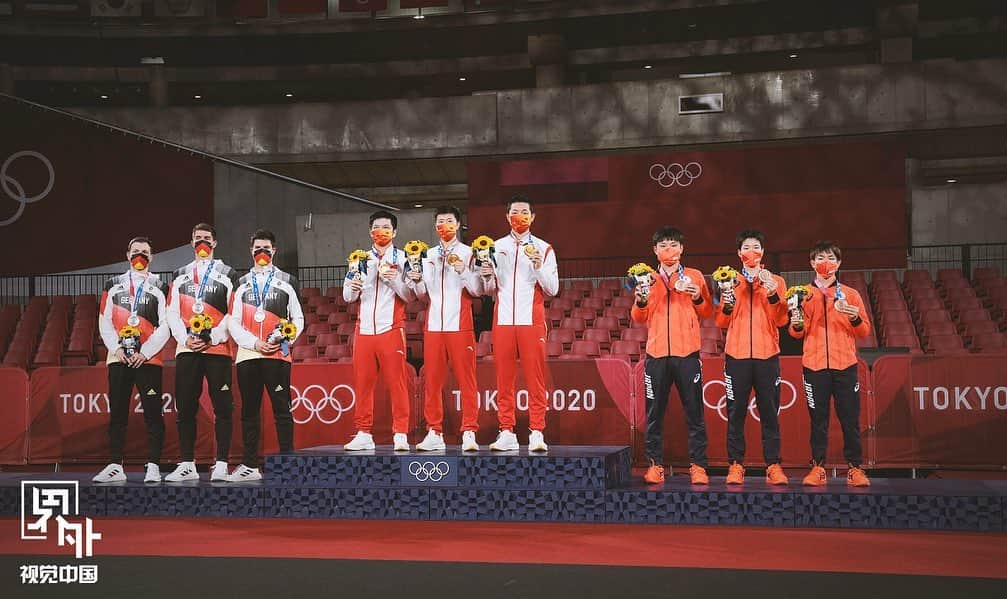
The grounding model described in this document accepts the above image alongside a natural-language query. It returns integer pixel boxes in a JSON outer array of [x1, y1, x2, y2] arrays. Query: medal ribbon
[[193, 260, 216, 306], [252, 268, 276, 312]]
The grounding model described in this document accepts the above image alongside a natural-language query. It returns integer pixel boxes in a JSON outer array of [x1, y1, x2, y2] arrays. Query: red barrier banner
[[0, 367, 29, 464], [872, 354, 1007, 468], [28, 363, 420, 463], [632, 356, 874, 468], [419, 358, 635, 447]]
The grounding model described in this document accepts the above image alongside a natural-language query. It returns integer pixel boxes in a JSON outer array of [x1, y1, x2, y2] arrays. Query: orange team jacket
[[715, 274, 789, 359], [788, 282, 870, 371], [630, 267, 714, 358]]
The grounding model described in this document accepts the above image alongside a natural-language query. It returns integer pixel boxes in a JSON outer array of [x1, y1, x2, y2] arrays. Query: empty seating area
[[1, 267, 1005, 370], [872, 267, 1007, 354]]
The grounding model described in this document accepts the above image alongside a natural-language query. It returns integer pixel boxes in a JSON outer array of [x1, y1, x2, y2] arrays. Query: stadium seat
[[598, 279, 623, 292], [324, 344, 352, 360], [925, 334, 966, 354], [547, 328, 576, 349], [579, 297, 606, 313], [884, 333, 922, 352], [559, 317, 586, 333], [326, 312, 351, 326], [582, 328, 612, 350], [478, 331, 493, 346], [570, 307, 596, 324], [909, 295, 943, 313], [475, 342, 492, 360], [291, 345, 318, 362], [620, 328, 648, 343], [316, 304, 338, 318], [335, 322, 357, 343], [610, 296, 634, 310], [917, 310, 951, 327], [561, 340, 601, 359], [903, 270, 932, 286], [407, 341, 423, 361], [878, 309, 912, 326], [545, 307, 565, 328], [920, 321, 957, 340], [871, 270, 899, 284], [550, 297, 575, 313], [602, 306, 629, 325], [971, 333, 1007, 353], [316, 333, 340, 348], [963, 320, 1000, 342], [593, 316, 620, 331], [301, 287, 322, 298], [304, 323, 328, 343], [545, 341, 564, 359], [404, 320, 423, 341]]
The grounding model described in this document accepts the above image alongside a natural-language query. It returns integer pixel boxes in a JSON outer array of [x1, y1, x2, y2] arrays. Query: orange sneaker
[[689, 464, 709, 485], [766, 463, 789, 485], [643, 462, 665, 484], [726, 463, 745, 484], [847, 466, 871, 487], [802, 465, 827, 486]]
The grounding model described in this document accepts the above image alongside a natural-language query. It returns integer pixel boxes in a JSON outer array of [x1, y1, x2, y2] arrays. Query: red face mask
[[194, 240, 212, 258], [509, 214, 532, 234], [658, 247, 682, 267], [435, 223, 458, 242], [130, 254, 149, 271], [370, 229, 393, 246], [814, 261, 837, 277], [254, 249, 273, 267], [740, 249, 763, 268]]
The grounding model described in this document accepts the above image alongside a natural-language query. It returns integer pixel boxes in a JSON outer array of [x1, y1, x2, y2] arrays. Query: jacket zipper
[[749, 280, 754, 359], [823, 289, 831, 369], [511, 238, 520, 325]]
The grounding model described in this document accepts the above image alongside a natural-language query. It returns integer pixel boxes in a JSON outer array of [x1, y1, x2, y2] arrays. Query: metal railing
[[2, 244, 1004, 305]]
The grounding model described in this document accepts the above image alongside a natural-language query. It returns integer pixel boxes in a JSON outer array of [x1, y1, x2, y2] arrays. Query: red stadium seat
[[404, 320, 423, 341], [306, 295, 327, 310], [878, 309, 912, 326], [903, 270, 932, 286], [610, 296, 634, 310], [610, 339, 643, 361], [326, 312, 351, 326], [316, 333, 340, 347], [291, 345, 318, 362], [700, 338, 722, 355], [958, 308, 992, 324], [316, 304, 338, 318], [909, 295, 943, 313], [568, 280, 593, 292], [301, 287, 322, 298], [547, 328, 575, 349], [936, 269, 967, 284], [545, 341, 564, 359], [971, 333, 1007, 353], [305, 323, 329, 343], [478, 331, 493, 346], [336, 322, 357, 343], [950, 297, 984, 316], [963, 320, 1000, 342], [550, 297, 575, 313], [407, 341, 423, 360], [565, 340, 601, 358], [324, 345, 352, 360], [570, 307, 596, 324], [926, 334, 967, 354], [620, 328, 648, 343], [593, 316, 620, 331], [921, 321, 957, 340], [974, 267, 1002, 281], [884, 333, 922, 352], [579, 297, 606, 313], [559, 317, 586, 333], [871, 270, 899, 283], [602, 306, 629, 324], [582, 328, 612, 350], [475, 342, 492, 360], [545, 307, 565, 328], [917, 310, 951, 326], [873, 290, 908, 310], [599, 279, 624, 292], [325, 286, 343, 299]]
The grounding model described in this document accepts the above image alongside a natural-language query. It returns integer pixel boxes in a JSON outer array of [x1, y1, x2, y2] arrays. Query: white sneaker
[[92, 463, 126, 483], [225, 464, 262, 482], [393, 433, 410, 451], [416, 429, 446, 451], [143, 463, 161, 483], [489, 430, 519, 451], [210, 461, 229, 482], [164, 461, 199, 482], [529, 430, 549, 452], [462, 430, 480, 452], [344, 431, 375, 451]]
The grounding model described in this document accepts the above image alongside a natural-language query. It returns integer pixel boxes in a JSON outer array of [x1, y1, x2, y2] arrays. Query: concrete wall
[[912, 182, 1007, 245], [212, 163, 378, 269], [295, 208, 458, 268], [77, 58, 1007, 162]]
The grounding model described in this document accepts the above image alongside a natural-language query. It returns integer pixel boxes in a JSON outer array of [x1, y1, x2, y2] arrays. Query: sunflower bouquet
[[785, 285, 813, 326], [118, 324, 142, 357], [347, 249, 370, 281], [472, 235, 496, 273], [712, 265, 739, 304], [404, 240, 430, 273], [188, 313, 214, 343], [267, 318, 298, 357], [626, 263, 656, 301]]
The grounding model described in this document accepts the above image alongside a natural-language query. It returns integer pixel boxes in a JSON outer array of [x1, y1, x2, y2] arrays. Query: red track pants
[[352, 329, 410, 434], [493, 323, 548, 432], [422, 330, 479, 433]]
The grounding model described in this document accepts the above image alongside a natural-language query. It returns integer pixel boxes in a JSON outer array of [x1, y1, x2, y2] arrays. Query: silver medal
[[253, 310, 266, 323], [192, 302, 205, 314], [127, 315, 140, 326]]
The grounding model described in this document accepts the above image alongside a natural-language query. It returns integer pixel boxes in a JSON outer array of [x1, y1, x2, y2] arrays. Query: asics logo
[[289, 384, 356, 425], [648, 162, 702, 188], [407, 460, 450, 482], [703, 377, 797, 422]]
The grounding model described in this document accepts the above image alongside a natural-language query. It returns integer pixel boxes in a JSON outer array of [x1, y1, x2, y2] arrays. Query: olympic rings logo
[[1, 151, 54, 227], [702, 378, 797, 422], [648, 162, 702, 188], [289, 384, 356, 425], [407, 461, 450, 482]]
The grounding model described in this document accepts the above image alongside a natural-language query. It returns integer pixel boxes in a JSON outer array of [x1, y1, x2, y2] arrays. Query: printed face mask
[[658, 247, 682, 266], [370, 229, 393, 246], [435, 223, 458, 242], [740, 249, 763, 268], [130, 253, 149, 271], [509, 214, 532, 234], [814, 261, 837, 277], [254, 248, 273, 267], [194, 240, 213, 258]]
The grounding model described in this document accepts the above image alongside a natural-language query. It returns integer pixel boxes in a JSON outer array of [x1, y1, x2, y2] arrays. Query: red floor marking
[[2, 518, 1005, 580]]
